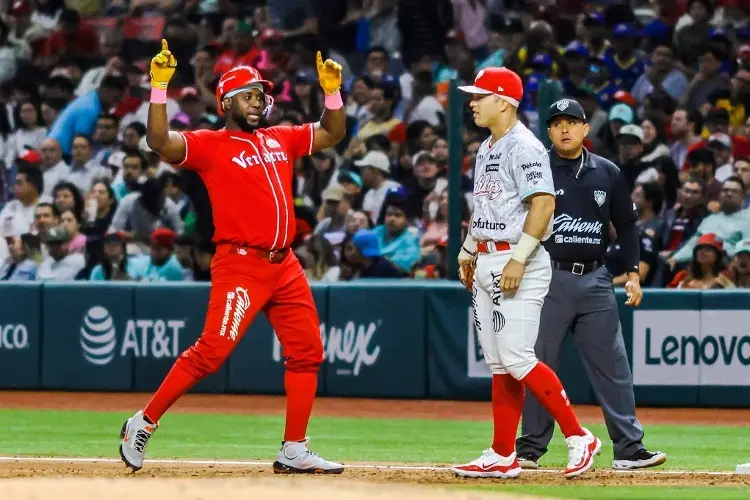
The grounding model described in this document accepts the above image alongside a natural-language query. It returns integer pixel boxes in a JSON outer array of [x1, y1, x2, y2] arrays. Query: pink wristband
[[150, 88, 167, 104], [324, 91, 343, 110]]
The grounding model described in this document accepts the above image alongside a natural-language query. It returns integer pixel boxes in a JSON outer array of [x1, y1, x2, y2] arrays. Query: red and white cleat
[[563, 427, 602, 479], [451, 449, 522, 479]]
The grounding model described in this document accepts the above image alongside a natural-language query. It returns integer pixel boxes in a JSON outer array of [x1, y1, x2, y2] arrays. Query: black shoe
[[612, 449, 667, 470], [517, 454, 539, 469]]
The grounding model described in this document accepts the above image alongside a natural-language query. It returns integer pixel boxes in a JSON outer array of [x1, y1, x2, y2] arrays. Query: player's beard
[[231, 105, 265, 133]]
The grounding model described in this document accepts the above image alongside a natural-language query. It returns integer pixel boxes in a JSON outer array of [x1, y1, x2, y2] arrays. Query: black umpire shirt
[[543, 149, 640, 274]]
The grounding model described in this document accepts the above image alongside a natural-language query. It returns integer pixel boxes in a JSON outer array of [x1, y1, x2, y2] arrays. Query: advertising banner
[[42, 283, 135, 390], [324, 282, 426, 398], [133, 283, 225, 393], [0, 283, 41, 388]]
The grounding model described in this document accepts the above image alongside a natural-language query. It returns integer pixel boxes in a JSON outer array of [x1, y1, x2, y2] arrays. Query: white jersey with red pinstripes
[[177, 124, 314, 250], [470, 121, 556, 244]]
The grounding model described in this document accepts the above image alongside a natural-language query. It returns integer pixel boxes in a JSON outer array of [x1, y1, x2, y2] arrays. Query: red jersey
[[177, 124, 315, 250], [214, 48, 262, 77]]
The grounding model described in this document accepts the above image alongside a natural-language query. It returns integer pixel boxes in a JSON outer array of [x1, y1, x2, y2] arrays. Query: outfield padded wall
[[0, 282, 748, 407]]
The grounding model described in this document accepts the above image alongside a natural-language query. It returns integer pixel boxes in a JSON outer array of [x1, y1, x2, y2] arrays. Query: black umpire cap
[[546, 99, 587, 125]]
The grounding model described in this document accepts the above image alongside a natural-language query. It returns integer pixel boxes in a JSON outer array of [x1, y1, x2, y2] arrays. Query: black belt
[[551, 260, 601, 275]]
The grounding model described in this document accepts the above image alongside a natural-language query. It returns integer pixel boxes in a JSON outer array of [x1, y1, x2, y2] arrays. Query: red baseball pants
[[144, 245, 323, 441]]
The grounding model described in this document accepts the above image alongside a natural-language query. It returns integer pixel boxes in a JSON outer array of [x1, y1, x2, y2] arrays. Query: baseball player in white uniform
[[451, 67, 601, 479]]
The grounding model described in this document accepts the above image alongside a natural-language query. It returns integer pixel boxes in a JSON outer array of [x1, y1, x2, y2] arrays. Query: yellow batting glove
[[150, 39, 177, 90], [316, 50, 342, 95]]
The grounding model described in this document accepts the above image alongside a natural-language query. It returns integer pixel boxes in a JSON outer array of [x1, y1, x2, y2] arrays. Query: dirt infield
[[1, 391, 749, 498]]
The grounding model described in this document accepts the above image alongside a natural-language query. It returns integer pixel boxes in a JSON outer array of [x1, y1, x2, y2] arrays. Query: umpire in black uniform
[[515, 99, 667, 470]]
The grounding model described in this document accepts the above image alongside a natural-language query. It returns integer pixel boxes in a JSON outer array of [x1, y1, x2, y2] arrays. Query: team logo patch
[[557, 99, 570, 111], [266, 138, 281, 148], [594, 190, 606, 206]]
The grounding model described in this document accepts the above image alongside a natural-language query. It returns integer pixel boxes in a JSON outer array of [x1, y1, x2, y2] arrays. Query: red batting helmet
[[215, 65, 275, 116], [458, 67, 523, 107]]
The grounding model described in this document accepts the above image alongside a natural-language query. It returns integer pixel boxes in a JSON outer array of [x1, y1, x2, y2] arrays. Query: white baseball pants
[[472, 244, 552, 379]]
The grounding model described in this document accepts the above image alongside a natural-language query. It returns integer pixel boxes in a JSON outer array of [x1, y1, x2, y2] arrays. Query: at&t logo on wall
[[80, 306, 117, 365], [80, 306, 186, 366]]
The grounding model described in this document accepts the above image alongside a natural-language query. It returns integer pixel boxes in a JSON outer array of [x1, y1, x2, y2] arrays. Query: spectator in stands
[[41, 98, 67, 127], [303, 234, 340, 283], [680, 47, 731, 112], [32, 202, 60, 237], [112, 150, 148, 201], [669, 176, 750, 267], [640, 115, 673, 168], [346, 210, 372, 236], [109, 176, 184, 250], [374, 191, 420, 273], [48, 73, 128, 155], [5, 100, 47, 168], [0, 165, 43, 238], [667, 233, 734, 289], [343, 228, 408, 279], [675, 0, 713, 67], [404, 70, 444, 128], [173, 234, 197, 281], [162, 172, 191, 222], [135, 228, 184, 282], [92, 113, 120, 166], [0, 233, 40, 281], [356, 83, 405, 143], [670, 108, 703, 170], [41, 8, 99, 67], [708, 133, 735, 182], [356, 150, 401, 223], [604, 23, 646, 91], [616, 124, 649, 191], [660, 176, 707, 267], [724, 239, 750, 288], [67, 134, 111, 192], [685, 147, 722, 209], [7, 1, 47, 56], [36, 225, 85, 281], [89, 232, 137, 281], [632, 42, 689, 106], [733, 157, 750, 208], [315, 183, 350, 239], [52, 181, 84, 221], [60, 208, 86, 254], [404, 151, 447, 220], [192, 238, 213, 282], [82, 180, 117, 238], [214, 21, 260, 76], [302, 148, 338, 208], [38, 138, 70, 197], [420, 189, 448, 256], [632, 182, 664, 286]]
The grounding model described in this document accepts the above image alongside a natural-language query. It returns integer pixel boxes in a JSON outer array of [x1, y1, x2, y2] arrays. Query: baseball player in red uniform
[[119, 40, 347, 474]]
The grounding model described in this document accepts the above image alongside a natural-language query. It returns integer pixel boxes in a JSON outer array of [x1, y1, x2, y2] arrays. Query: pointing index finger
[[161, 39, 168, 52], [316, 51, 323, 67]]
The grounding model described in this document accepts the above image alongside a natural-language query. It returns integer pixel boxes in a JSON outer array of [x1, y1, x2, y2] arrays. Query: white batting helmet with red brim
[[458, 67, 524, 107]]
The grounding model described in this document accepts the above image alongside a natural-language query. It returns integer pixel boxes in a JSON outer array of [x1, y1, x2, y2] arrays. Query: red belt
[[228, 244, 290, 264], [476, 240, 511, 254]]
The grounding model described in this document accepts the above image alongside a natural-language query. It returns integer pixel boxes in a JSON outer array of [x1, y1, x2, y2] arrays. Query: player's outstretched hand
[[150, 39, 177, 90], [624, 278, 643, 307], [500, 259, 525, 295], [316, 50, 342, 95]]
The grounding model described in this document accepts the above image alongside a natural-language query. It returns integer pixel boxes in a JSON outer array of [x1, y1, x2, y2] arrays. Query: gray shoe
[[272, 437, 344, 474], [119, 410, 158, 471], [517, 455, 539, 469]]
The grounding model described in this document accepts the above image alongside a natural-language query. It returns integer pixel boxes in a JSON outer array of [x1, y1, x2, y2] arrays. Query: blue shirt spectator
[[373, 192, 420, 272], [48, 75, 128, 155]]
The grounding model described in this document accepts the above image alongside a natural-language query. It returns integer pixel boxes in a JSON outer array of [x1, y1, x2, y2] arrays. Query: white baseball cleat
[[272, 437, 344, 474], [451, 449, 522, 479], [563, 427, 601, 478], [119, 410, 158, 472]]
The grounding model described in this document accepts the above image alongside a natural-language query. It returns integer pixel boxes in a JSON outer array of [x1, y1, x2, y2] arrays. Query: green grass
[[1, 408, 748, 499]]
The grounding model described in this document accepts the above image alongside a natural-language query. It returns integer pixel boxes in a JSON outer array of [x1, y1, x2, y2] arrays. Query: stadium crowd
[[0, 0, 749, 288]]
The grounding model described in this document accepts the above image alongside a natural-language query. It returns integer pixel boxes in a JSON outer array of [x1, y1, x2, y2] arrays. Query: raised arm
[[311, 51, 347, 153], [146, 40, 187, 164]]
